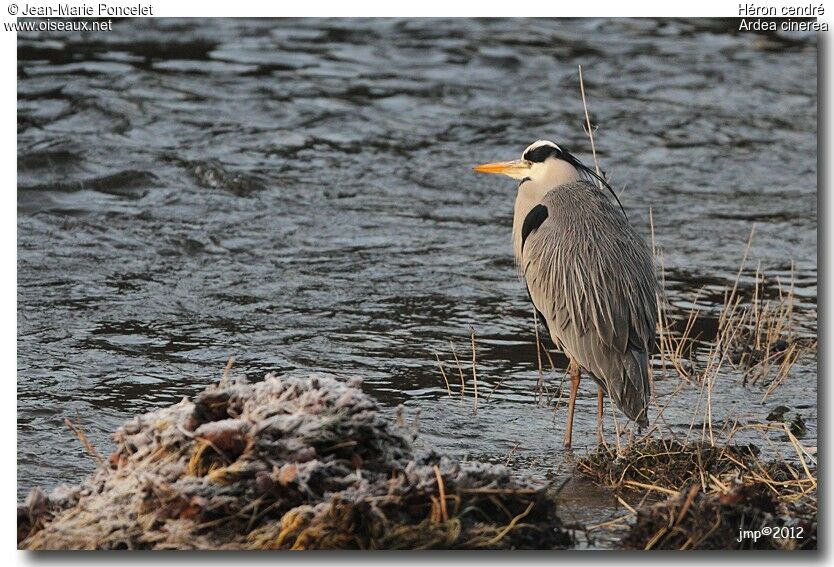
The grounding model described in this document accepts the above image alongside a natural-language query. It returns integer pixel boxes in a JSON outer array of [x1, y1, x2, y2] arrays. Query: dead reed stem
[[717, 226, 756, 342], [435, 353, 452, 397], [450, 340, 466, 397], [504, 442, 521, 466], [578, 65, 603, 189], [542, 348, 565, 407], [64, 418, 104, 465], [433, 465, 449, 523], [470, 328, 479, 411]]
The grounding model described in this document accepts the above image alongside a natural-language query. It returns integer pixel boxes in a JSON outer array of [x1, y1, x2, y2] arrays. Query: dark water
[[17, 18, 817, 546]]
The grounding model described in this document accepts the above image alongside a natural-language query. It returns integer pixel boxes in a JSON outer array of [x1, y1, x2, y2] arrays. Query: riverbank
[[18, 368, 816, 550], [18, 373, 572, 550]]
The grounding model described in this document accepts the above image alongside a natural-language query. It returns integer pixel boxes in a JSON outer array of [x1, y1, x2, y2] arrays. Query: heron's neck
[[512, 161, 581, 264]]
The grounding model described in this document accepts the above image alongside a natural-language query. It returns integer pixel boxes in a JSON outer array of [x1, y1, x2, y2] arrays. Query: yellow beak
[[472, 159, 531, 180]]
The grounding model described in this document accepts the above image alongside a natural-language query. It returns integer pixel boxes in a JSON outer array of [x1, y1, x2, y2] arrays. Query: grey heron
[[474, 140, 657, 447]]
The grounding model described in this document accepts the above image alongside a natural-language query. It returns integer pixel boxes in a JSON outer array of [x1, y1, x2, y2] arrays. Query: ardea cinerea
[[475, 140, 657, 447]]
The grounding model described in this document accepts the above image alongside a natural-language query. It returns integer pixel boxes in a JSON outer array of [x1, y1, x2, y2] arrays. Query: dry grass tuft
[[577, 432, 817, 550], [577, 438, 768, 494], [719, 262, 816, 397], [659, 229, 814, 392], [621, 482, 815, 550]]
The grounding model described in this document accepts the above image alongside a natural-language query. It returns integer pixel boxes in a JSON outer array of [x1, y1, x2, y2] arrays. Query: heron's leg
[[564, 359, 581, 448], [596, 386, 604, 445]]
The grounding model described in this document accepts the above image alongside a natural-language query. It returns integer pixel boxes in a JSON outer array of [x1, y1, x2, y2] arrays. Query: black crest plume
[[525, 142, 627, 219], [559, 147, 626, 219]]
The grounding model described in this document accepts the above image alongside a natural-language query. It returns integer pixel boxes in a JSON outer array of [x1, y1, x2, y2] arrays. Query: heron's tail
[[614, 348, 651, 426]]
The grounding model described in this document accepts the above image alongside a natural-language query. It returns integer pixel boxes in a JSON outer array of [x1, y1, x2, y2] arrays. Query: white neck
[[512, 159, 581, 264]]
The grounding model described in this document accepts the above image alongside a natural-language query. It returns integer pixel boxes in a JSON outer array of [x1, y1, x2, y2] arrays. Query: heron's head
[[473, 139, 625, 215], [473, 140, 586, 185]]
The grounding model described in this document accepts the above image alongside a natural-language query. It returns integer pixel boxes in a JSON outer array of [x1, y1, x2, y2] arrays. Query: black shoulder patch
[[521, 204, 548, 252]]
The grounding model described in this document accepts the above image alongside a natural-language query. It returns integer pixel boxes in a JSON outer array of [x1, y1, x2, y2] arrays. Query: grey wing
[[522, 181, 657, 424]]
